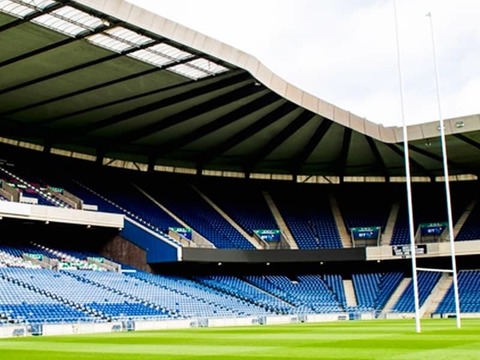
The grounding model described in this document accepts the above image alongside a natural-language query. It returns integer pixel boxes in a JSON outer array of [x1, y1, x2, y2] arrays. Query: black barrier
[[180, 247, 366, 263]]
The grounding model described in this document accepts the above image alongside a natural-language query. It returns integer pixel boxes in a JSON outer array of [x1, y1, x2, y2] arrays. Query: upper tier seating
[[0, 166, 72, 208], [391, 182, 474, 245], [270, 184, 342, 249], [456, 202, 480, 241], [198, 179, 278, 235], [335, 183, 392, 233], [137, 178, 255, 249]]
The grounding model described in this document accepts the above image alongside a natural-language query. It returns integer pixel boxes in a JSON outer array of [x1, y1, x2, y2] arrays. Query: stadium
[[0, 0, 480, 358]]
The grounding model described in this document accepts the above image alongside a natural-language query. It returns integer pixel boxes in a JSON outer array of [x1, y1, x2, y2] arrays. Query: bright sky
[[127, 0, 480, 127]]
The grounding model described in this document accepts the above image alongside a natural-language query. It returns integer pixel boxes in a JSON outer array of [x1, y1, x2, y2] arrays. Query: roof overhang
[[0, 0, 479, 179]]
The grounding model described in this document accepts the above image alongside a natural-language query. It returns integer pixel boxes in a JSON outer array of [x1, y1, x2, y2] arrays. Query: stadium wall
[[100, 234, 152, 272], [119, 218, 180, 263], [0, 315, 351, 338]]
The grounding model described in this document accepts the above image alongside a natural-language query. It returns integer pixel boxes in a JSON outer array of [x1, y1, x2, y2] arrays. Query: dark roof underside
[[0, 1, 479, 179]]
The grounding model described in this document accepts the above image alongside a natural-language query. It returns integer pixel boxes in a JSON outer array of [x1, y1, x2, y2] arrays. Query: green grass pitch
[[1, 319, 480, 359]]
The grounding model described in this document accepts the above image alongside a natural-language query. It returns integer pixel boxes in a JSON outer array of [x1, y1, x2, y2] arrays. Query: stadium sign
[[392, 244, 427, 257], [169, 227, 192, 240], [254, 229, 281, 242]]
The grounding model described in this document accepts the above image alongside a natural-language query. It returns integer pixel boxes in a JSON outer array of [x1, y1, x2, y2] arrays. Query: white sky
[[127, 0, 480, 127]]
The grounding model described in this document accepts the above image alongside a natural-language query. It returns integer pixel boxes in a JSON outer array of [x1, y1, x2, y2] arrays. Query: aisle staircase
[[421, 273, 453, 318], [343, 280, 357, 307], [381, 202, 400, 245], [380, 277, 411, 316], [263, 191, 298, 249], [329, 194, 352, 248]]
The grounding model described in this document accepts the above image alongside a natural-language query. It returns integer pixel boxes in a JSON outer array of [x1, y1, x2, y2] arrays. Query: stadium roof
[[0, 0, 479, 180]]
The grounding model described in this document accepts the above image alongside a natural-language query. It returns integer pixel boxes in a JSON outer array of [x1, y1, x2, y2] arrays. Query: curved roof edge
[[75, 0, 480, 144]]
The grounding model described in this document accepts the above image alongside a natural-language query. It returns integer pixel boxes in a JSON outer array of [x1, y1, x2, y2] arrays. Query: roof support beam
[[243, 110, 316, 173], [0, 2, 115, 70], [385, 143, 431, 176], [1, 67, 159, 117], [0, 1, 66, 33], [290, 118, 333, 175], [0, 38, 76, 69], [0, 37, 160, 97], [336, 128, 352, 180], [366, 137, 389, 177], [196, 101, 298, 170], [149, 91, 279, 158], [453, 133, 480, 151], [48, 70, 249, 142], [0, 52, 119, 96], [95, 148, 105, 166], [2, 54, 199, 118], [107, 81, 264, 147], [37, 64, 197, 127], [409, 143, 476, 175]]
